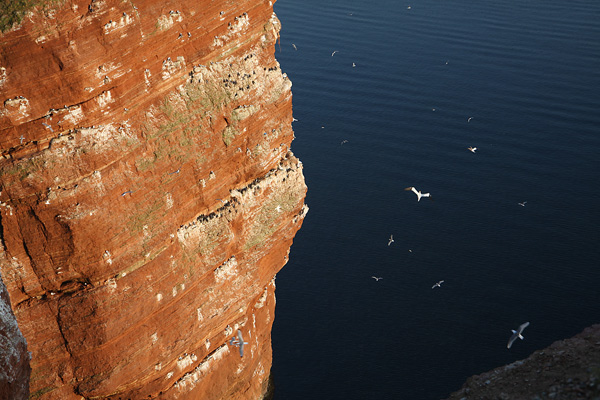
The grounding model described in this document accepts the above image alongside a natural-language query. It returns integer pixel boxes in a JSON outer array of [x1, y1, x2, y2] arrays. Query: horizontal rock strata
[[0, 0, 306, 398]]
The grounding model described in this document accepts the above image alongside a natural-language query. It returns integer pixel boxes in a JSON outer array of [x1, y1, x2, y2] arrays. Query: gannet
[[388, 235, 394, 246], [507, 322, 530, 349], [331, 50, 338, 56], [404, 186, 432, 202], [468, 146, 477, 153], [292, 43, 297, 50], [467, 117, 473, 122], [518, 201, 527, 207], [371, 276, 383, 281]]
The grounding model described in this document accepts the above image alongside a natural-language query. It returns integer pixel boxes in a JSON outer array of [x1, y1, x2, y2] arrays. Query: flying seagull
[[518, 201, 527, 207], [468, 146, 477, 153], [405, 186, 432, 202], [229, 329, 249, 357], [432, 280, 444, 289], [507, 322, 530, 349], [371, 276, 383, 281], [388, 235, 394, 246], [331, 50, 338, 56]]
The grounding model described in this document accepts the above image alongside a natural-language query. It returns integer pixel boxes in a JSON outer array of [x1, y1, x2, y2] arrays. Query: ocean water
[[270, 0, 600, 398]]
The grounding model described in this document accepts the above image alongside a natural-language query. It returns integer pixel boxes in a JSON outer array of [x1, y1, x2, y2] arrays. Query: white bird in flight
[[388, 235, 394, 246], [405, 186, 432, 202], [518, 201, 527, 207], [467, 117, 473, 122], [229, 330, 249, 357], [432, 280, 444, 289], [468, 146, 477, 153], [331, 50, 338, 56], [507, 322, 530, 349], [292, 43, 297, 50], [371, 276, 383, 281]]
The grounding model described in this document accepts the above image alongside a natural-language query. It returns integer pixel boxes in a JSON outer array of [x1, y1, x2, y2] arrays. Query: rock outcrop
[[445, 324, 600, 400], [0, 0, 307, 399], [0, 270, 30, 400]]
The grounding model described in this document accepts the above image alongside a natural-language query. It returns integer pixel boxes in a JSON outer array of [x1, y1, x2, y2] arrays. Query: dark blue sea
[[270, 0, 600, 398]]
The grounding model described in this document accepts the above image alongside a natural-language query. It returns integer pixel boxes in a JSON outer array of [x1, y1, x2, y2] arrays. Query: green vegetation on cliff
[[0, 0, 59, 33]]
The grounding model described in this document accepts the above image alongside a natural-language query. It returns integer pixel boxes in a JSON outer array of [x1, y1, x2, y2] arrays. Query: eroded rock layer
[[0, 0, 307, 398]]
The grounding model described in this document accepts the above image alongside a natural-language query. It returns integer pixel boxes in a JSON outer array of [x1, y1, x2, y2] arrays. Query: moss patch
[[0, 0, 61, 33]]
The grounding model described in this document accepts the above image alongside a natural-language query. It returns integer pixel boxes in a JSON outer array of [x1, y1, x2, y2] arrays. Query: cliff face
[[445, 324, 600, 400], [0, 0, 307, 399]]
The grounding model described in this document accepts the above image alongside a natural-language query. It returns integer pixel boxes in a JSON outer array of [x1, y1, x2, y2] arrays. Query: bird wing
[[518, 322, 530, 333], [237, 330, 244, 342], [507, 332, 519, 348], [404, 186, 414, 191], [411, 187, 420, 196], [422, 193, 431, 197]]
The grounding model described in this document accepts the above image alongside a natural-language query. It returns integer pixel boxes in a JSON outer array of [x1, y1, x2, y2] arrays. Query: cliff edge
[[0, 0, 307, 398]]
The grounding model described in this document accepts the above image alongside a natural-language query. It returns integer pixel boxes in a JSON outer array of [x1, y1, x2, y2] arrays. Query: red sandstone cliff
[[0, 0, 307, 398]]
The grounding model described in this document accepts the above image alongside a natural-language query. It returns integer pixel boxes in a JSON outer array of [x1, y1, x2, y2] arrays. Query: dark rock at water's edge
[[444, 324, 600, 400], [0, 272, 30, 400]]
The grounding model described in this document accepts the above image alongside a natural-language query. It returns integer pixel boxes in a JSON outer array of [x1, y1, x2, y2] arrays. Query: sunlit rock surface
[[0, 0, 306, 398]]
